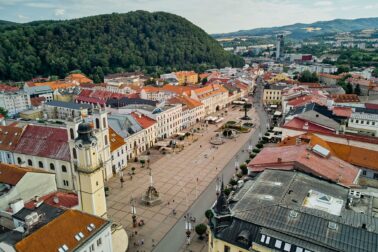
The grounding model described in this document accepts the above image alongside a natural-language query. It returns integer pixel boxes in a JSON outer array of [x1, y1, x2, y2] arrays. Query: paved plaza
[[106, 106, 261, 252]]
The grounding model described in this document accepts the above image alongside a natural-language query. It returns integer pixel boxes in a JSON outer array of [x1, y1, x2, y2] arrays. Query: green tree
[[354, 84, 361, 96], [0, 107, 8, 117], [346, 82, 353, 94], [201, 77, 208, 85], [195, 224, 207, 239], [336, 65, 350, 74], [299, 70, 318, 83], [373, 68, 378, 78], [205, 210, 214, 220]]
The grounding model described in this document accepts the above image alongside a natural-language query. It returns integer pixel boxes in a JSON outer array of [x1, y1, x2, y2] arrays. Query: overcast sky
[[0, 0, 377, 33]]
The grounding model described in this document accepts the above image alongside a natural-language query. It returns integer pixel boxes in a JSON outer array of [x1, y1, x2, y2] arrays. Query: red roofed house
[[131, 112, 157, 148], [109, 127, 127, 174], [191, 84, 229, 115], [0, 125, 24, 164], [0, 163, 57, 210], [13, 125, 75, 190], [24, 191, 79, 210], [247, 144, 360, 187]]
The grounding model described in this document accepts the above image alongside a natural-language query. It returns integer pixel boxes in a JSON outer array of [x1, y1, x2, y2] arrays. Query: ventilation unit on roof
[[289, 210, 298, 218], [312, 144, 330, 158], [328, 222, 338, 230]]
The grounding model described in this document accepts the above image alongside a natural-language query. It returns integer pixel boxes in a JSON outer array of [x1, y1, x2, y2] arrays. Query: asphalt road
[[153, 87, 268, 252]]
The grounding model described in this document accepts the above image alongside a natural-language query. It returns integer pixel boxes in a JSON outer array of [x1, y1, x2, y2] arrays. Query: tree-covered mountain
[[0, 11, 243, 82], [214, 17, 378, 40]]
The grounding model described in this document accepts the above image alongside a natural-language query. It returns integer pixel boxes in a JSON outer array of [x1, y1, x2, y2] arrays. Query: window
[[224, 245, 230, 252], [103, 118, 107, 128], [28, 159, 33, 166], [284, 243, 292, 251], [89, 244, 95, 252], [70, 128, 74, 140], [260, 235, 266, 242], [362, 170, 367, 176], [265, 236, 270, 244], [62, 165, 67, 173], [73, 148, 77, 159], [374, 173, 378, 180], [63, 180, 69, 186], [50, 163, 55, 170], [296, 248, 304, 252], [38, 161, 44, 168], [104, 135, 108, 146], [97, 238, 102, 246], [17, 157, 22, 164], [275, 240, 282, 249], [95, 118, 100, 129]]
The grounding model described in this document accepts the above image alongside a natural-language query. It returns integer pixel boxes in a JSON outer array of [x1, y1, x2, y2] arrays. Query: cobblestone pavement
[[106, 106, 262, 252]]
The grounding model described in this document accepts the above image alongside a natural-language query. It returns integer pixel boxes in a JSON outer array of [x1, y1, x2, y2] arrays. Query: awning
[[270, 104, 278, 108], [274, 111, 282, 116]]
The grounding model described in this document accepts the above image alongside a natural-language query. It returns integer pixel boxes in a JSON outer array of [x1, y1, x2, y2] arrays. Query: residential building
[[167, 95, 205, 129], [175, 71, 199, 85], [104, 72, 146, 87], [319, 73, 342, 86], [65, 73, 93, 85], [140, 85, 195, 102], [43, 101, 92, 121], [208, 169, 378, 252], [263, 85, 286, 105], [347, 110, 378, 137], [109, 127, 127, 174], [191, 84, 228, 115], [275, 34, 284, 60], [0, 125, 23, 164], [12, 209, 112, 252], [25, 80, 77, 91], [0, 90, 31, 116], [24, 85, 53, 102], [0, 163, 56, 210], [131, 112, 157, 148]]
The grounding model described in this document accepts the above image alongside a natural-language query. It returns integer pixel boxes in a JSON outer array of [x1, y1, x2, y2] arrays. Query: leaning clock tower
[[75, 122, 107, 218]]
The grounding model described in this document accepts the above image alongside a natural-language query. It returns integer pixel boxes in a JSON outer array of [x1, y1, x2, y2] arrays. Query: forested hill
[[0, 11, 243, 82]]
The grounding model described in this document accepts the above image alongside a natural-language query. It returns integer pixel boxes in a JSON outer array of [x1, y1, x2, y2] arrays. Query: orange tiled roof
[[0, 163, 49, 186], [332, 107, 352, 118], [66, 73, 93, 84], [109, 127, 126, 152], [15, 209, 109, 252], [175, 71, 197, 77], [161, 85, 196, 96], [194, 84, 228, 99], [0, 84, 20, 92], [280, 133, 378, 171], [0, 125, 23, 151], [319, 73, 342, 80], [30, 81, 77, 91], [131, 112, 156, 129], [168, 95, 203, 110]]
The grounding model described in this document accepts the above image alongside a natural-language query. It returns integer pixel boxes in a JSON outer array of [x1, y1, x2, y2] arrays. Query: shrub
[[236, 173, 243, 178], [229, 179, 238, 186], [140, 160, 145, 164], [146, 151, 151, 155], [240, 164, 248, 175], [249, 153, 256, 159], [195, 224, 207, 239], [253, 148, 261, 153], [224, 188, 231, 196], [256, 143, 263, 148], [264, 132, 270, 136], [245, 159, 251, 164], [205, 209, 214, 220], [262, 136, 269, 142]]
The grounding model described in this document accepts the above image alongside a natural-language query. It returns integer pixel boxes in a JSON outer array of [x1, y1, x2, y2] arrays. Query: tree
[[354, 84, 361, 96], [346, 82, 353, 94], [195, 224, 207, 240], [336, 65, 350, 74], [239, 164, 248, 175], [298, 70, 318, 83], [201, 77, 208, 85], [373, 68, 378, 78], [205, 210, 214, 220], [0, 107, 8, 118]]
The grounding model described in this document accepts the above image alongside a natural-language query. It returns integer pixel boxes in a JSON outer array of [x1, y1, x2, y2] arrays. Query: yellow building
[[175, 71, 199, 85], [267, 72, 290, 84], [263, 85, 286, 105], [75, 122, 107, 218]]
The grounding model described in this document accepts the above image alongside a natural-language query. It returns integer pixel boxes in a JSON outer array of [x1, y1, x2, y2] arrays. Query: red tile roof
[[167, 95, 203, 110], [0, 125, 23, 151], [109, 127, 125, 152], [365, 103, 378, 110], [131, 112, 156, 129], [30, 97, 46, 107], [0, 163, 49, 186], [0, 84, 20, 92], [332, 107, 352, 118], [284, 117, 335, 134], [24, 192, 78, 210], [319, 73, 342, 80], [331, 94, 360, 103], [248, 144, 359, 187], [14, 125, 70, 162]]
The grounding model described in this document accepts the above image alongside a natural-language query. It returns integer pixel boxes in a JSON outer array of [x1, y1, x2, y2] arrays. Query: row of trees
[[0, 11, 243, 82]]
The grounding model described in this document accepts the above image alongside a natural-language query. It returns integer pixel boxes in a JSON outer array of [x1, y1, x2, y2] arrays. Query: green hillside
[[0, 11, 243, 82]]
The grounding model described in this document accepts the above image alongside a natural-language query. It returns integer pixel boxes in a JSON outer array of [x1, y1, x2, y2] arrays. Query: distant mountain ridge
[[213, 17, 378, 39]]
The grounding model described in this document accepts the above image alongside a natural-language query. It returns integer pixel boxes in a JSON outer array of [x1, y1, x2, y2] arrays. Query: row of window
[[260, 234, 312, 252], [18, 158, 67, 172], [350, 119, 376, 126]]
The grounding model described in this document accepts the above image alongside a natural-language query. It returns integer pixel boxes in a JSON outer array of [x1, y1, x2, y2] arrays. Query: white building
[[348, 112, 378, 137], [0, 163, 57, 210], [109, 127, 127, 174], [0, 125, 23, 165], [0, 90, 31, 116]]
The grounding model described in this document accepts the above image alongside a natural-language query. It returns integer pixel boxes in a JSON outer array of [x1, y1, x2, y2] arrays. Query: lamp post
[[130, 196, 137, 228], [184, 212, 193, 245], [216, 176, 221, 197], [234, 154, 239, 172]]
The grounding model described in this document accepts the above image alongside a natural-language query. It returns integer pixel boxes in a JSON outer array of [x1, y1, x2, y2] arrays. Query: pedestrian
[[172, 199, 175, 203], [196, 177, 199, 182], [135, 231, 138, 235], [200, 145, 202, 148], [141, 239, 144, 245], [172, 209, 176, 215]]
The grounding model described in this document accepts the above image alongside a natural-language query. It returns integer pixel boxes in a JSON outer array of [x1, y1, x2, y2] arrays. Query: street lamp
[[234, 154, 239, 172], [184, 212, 193, 245], [130, 196, 137, 228], [216, 176, 221, 196]]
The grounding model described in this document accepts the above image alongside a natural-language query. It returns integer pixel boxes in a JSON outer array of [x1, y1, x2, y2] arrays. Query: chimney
[[277, 157, 282, 163], [10, 199, 24, 214], [53, 196, 59, 204]]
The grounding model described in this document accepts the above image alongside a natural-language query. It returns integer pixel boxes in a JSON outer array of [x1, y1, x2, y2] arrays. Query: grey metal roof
[[108, 114, 143, 138], [213, 170, 378, 252], [298, 110, 340, 130], [25, 85, 53, 94], [44, 100, 92, 110]]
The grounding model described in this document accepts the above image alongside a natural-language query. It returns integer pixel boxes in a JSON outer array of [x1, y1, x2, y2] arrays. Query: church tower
[[75, 122, 107, 218]]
